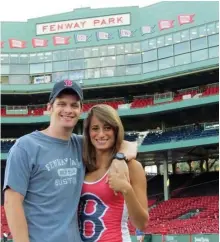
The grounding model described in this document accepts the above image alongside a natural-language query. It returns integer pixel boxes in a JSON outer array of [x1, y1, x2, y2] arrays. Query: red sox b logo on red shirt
[[64, 80, 73, 87], [79, 193, 108, 242]]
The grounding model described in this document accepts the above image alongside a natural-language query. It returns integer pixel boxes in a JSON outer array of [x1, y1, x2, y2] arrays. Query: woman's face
[[89, 115, 115, 152]]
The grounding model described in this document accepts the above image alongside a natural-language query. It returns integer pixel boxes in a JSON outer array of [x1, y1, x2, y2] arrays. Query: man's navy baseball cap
[[49, 80, 83, 103]]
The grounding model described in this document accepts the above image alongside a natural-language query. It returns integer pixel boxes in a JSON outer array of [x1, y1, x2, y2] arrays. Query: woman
[[78, 104, 149, 242]]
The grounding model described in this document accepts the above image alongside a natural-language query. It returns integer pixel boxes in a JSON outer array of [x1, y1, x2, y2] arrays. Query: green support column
[[156, 164, 160, 175], [205, 159, 209, 172], [172, 162, 176, 174], [161, 122, 165, 131], [164, 150, 171, 201]]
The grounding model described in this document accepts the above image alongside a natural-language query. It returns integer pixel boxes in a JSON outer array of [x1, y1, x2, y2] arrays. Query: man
[[3, 80, 136, 242]]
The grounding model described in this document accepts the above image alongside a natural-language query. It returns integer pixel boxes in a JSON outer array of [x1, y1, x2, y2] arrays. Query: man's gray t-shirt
[[4, 131, 85, 242]]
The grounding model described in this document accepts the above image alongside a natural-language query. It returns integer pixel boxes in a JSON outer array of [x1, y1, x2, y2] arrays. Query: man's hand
[[119, 140, 137, 161]]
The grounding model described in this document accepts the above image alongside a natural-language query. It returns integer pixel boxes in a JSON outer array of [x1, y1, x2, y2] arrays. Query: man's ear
[[47, 102, 52, 113]]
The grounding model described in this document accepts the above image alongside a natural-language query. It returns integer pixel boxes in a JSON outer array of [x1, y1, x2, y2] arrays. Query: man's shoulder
[[14, 131, 38, 149], [6, 133, 38, 160], [71, 134, 83, 142]]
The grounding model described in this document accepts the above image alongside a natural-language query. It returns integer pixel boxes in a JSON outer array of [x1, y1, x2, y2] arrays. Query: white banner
[[75, 34, 90, 42], [34, 76, 51, 84], [36, 13, 130, 35], [96, 31, 112, 40], [119, 29, 133, 37], [141, 25, 155, 35]]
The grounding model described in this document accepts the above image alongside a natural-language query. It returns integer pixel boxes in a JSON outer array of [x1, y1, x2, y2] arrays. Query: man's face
[[48, 93, 82, 130]]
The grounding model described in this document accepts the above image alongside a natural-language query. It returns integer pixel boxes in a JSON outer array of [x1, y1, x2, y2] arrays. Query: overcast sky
[[0, 0, 162, 22]]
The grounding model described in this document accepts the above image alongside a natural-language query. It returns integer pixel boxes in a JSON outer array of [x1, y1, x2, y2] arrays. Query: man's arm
[[4, 189, 30, 242], [3, 143, 33, 242], [108, 140, 138, 182], [118, 140, 137, 161]]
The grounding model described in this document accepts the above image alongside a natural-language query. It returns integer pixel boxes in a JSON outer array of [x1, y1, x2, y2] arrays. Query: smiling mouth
[[60, 115, 74, 120], [96, 140, 108, 144]]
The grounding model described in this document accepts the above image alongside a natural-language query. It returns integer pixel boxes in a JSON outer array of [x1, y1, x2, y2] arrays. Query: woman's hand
[[108, 171, 131, 195], [108, 159, 130, 182]]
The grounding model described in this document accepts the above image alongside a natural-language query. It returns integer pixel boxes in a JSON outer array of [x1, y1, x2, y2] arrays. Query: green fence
[[191, 234, 219, 242], [130, 234, 219, 242]]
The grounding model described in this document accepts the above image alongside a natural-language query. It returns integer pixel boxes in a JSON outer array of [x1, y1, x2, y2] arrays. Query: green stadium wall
[[2, 234, 219, 242], [130, 234, 219, 242], [2, 2, 219, 52], [1, 1, 219, 92]]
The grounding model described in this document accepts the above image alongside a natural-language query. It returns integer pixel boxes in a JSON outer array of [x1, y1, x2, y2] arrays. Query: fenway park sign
[[36, 13, 130, 35]]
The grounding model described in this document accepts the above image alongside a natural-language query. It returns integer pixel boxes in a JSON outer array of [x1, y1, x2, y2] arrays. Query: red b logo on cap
[[64, 80, 73, 87]]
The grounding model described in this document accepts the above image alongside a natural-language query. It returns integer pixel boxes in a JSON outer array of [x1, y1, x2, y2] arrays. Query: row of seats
[[1, 125, 218, 153], [1, 140, 16, 153], [128, 196, 219, 235], [82, 100, 125, 112], [0, 107, 47, 116], [131, 85, 219, 109], [2, 197, 218, 237], [124, 125, 219, 145], [1, 206, 12, 238], [1, 84, 219, 117], [142, 126, 219, 145], [124, 133, 139, 142], [0, 100, 124, 116], [202, 86, 219, 96], [130, 98, 154, 108]]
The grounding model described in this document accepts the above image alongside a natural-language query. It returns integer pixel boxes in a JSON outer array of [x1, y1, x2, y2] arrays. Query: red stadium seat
[[128, 196, 219, 235], [1, 83, 219, 116]]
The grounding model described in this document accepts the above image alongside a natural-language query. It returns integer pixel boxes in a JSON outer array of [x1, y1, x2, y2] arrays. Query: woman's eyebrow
[[91, 124, 99, 127]]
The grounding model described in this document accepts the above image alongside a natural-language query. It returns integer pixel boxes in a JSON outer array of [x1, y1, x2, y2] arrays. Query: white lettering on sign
[[33, 76, 51, 84], [194, 237, 210, 242], [36, 13, 130, 35]]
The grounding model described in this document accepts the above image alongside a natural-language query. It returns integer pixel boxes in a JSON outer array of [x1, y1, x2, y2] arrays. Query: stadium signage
[[9, 39, 26, 48], [36, 13, 130, 35], [33, 76, 51, 84], [194, 237, 209, 242], [178, 14, 195, 25]]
